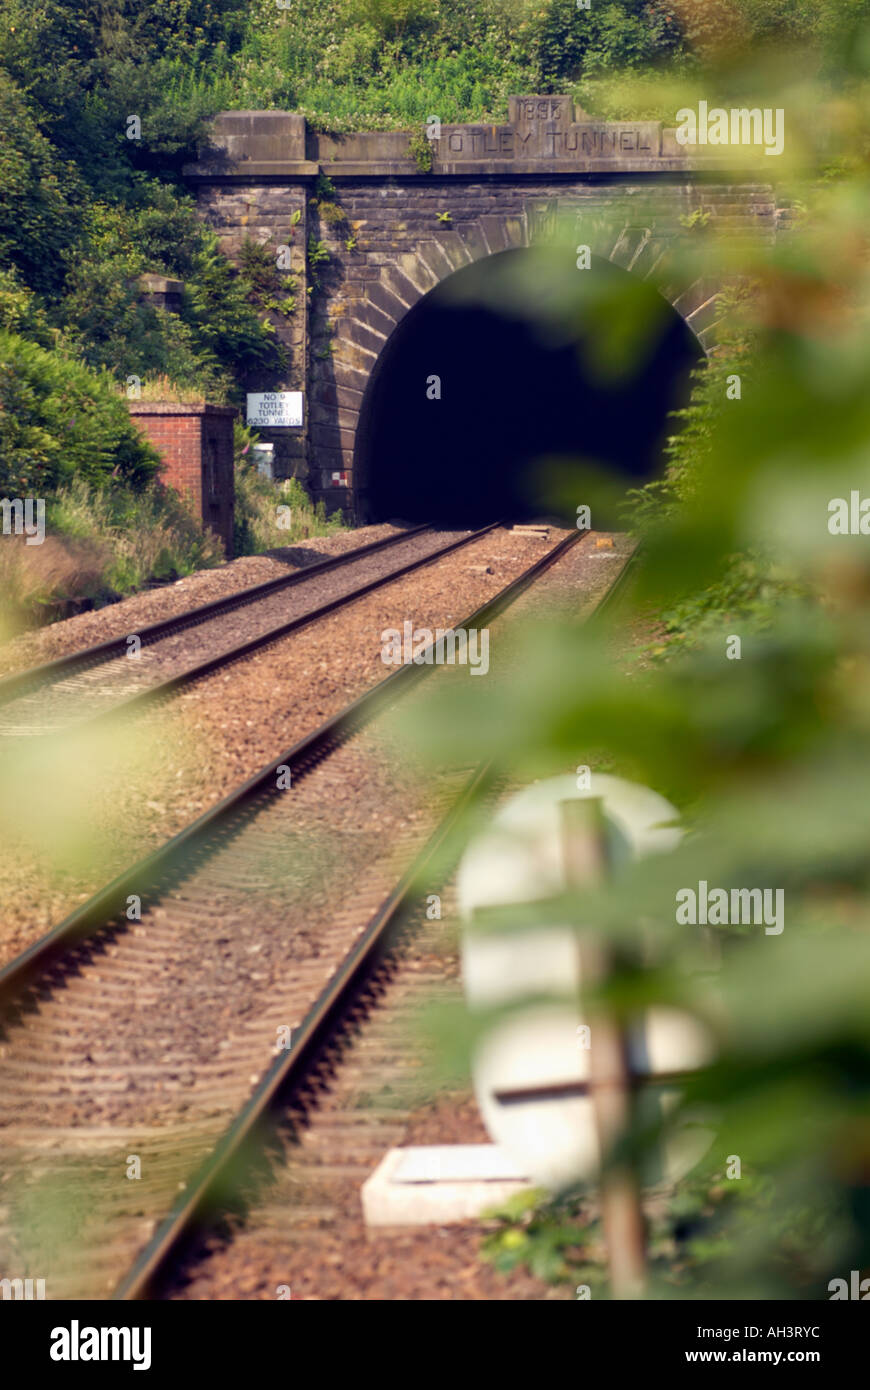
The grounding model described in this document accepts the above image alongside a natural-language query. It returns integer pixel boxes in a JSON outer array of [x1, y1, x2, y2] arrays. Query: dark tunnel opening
[[354, 248, 705, 527]]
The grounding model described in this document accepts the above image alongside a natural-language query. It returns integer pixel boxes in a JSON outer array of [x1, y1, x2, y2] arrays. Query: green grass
[[0, 477, 224, 640], [233, 466, 347, 555]]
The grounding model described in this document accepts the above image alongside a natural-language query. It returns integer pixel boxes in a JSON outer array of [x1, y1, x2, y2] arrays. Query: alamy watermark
[[381, 621, 489, 675], [675, 102, 784, 157], [676, 881, 784, 934], [828, 492, 870, 534], [828, 1270, 870, 1299], [1, 497, 45, 546], [50, 1321, 151, 1370], [1, 1276, 45, 1299]]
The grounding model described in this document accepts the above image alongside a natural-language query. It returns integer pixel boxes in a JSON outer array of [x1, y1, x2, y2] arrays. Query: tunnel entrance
[[354, 248, 704, 527]]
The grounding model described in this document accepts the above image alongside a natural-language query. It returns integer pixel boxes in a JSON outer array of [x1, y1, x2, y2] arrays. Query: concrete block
[[361, 1145, 531, 1228]]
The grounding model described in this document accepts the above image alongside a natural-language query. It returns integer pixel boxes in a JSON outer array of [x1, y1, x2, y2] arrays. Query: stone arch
[[329, 207, 722, 521]]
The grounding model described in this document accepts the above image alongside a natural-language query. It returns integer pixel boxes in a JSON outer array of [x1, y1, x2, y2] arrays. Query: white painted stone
[[392, 1144, 525, 1183], [361, 1145, 531, 1227]]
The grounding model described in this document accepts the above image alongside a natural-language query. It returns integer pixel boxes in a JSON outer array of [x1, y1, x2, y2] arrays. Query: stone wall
[[194, 180, 309, 487]]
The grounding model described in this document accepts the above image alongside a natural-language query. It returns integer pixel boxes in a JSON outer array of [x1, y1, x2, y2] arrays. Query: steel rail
[[586, 538, 640, 624]]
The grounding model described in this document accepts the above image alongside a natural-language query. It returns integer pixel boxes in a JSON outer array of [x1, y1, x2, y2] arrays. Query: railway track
[[0, 523, 497, 737], [0, 529, 634, 1301], [166, 850, 516, 1302]]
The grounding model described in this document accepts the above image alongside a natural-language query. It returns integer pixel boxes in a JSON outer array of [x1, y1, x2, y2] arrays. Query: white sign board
[[246, 391, 303, 428]]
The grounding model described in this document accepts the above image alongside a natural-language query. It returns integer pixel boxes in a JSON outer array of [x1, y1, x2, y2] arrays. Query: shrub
[[408, 129, 434, 172], [0, 73, 82, 298], [0, 332, 160, 496], [0, 477, 223, 639], [47, 477, 224, 592], [236, 238, 298, 317], [58, 201, 285, 403], [233, 465, 346, 555], [0, 268, 54, 348]]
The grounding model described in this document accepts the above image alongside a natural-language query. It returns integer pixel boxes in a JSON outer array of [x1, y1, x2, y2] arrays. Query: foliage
[[0, 4, 285, 422], [47, 475, 224, 592], [640, 554, 809, 661], [0, 475, 223, 638], [526, 0, 684, 85], [233, 465, 346, 555], [205, 0, 863, 132], [57, 199, 286, 403], [0, 331, 160, 495], [0, 71, 82, 297], [481, 1187, 596, 1285], [306, 236, 330, 268], [306, 234, 331, 294], [620, 286, 793, 652], [236, 238, 297, 318], [0, 268, 54, 347], [407, 129, 434, 172]]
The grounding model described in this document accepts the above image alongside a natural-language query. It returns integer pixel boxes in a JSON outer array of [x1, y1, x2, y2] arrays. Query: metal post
[[560, 797, 647, 1299]]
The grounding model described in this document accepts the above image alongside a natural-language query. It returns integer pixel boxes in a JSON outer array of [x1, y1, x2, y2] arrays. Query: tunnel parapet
[[185, 97, 762, 181]]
